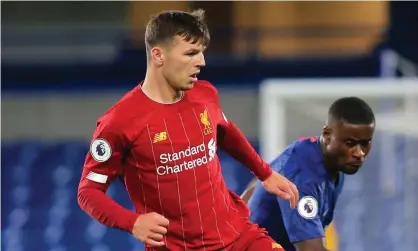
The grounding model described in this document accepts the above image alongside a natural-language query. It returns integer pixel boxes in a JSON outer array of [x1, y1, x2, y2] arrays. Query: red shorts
[[145, 223, 284, 251], [225, 223, 284, 251]]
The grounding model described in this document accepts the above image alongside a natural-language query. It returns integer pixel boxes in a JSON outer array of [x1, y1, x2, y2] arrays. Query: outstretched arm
[[217, 122, 272, 181], [217, 118, 298, 207], [203, 81, 298, 206]]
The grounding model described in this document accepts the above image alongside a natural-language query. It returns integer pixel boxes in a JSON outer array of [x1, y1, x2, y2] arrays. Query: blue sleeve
[[277, 182, 324, 243]]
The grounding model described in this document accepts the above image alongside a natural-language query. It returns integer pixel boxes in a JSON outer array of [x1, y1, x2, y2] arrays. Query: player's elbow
[[77, 186, 92, 211], [77, 179, 106, 211], [294, 239, 330, 251], [294, 246, 326, 251], [297, 248, 328, 251]]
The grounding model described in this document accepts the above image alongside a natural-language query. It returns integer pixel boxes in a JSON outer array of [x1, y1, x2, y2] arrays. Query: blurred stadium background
[[2, 1, 418, 251]]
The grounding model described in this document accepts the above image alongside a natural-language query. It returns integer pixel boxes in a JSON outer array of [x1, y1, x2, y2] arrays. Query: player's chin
[[341, 164, 362, 175], [181, 82, 195, 90]]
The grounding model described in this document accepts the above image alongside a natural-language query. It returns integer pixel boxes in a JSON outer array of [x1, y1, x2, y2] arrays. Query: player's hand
[[132, 212, 169, 247], [262, 171, 299, 208]]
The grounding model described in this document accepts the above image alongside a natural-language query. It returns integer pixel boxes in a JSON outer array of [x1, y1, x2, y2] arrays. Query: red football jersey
[[78, 81, 260, 250]]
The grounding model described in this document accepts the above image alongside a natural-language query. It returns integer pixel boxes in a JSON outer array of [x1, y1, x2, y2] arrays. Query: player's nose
[[352, 145, 365, 159], [196, 52, 206, 67]]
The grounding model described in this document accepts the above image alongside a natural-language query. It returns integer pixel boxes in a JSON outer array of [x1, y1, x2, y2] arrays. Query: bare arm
[[294, 238, 330, 251], [240, 178, 257, 203]]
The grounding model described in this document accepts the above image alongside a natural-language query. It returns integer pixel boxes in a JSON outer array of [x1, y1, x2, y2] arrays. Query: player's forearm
[[218, 122, 272, 181], [294, 239, 331, 251], [78, 187, 138, 233], [295, 246, 330, 251]]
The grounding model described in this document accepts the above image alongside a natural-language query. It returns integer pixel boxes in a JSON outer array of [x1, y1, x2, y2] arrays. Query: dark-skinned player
[[242, 97, 375, 251]]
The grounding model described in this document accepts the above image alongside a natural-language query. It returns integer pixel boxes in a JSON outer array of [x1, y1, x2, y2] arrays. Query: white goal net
[[259, 78, 418, 251]]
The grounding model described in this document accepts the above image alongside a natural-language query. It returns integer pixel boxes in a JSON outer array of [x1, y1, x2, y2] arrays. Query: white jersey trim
[[86, 171, 108, 184]]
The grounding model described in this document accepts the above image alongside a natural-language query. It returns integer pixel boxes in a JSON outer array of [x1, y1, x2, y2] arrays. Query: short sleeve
[[277, 183, 324, 243], [80, 119, 126, 186]]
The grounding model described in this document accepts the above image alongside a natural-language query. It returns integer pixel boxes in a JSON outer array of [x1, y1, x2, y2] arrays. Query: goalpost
[[258, 78, 418, 251]]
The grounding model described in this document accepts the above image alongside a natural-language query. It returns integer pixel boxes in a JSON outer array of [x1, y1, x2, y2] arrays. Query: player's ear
[[150, 47, 164, 66], [322, 126, 332, 145]]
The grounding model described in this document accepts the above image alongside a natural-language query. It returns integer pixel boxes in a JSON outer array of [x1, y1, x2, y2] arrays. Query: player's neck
[[142, 69, 184, 104], [319, 136, 339, 183]]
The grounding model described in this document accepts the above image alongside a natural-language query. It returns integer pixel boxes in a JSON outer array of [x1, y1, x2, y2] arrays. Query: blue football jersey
[[248, 136, 344, 251]]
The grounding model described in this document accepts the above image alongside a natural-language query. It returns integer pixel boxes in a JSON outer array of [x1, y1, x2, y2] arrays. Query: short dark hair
[[327, 97, 375, 125], [145, 9, 210, 54]]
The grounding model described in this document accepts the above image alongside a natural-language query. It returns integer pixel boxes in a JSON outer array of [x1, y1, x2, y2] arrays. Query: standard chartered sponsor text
[[157, 139, 216, 175]]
